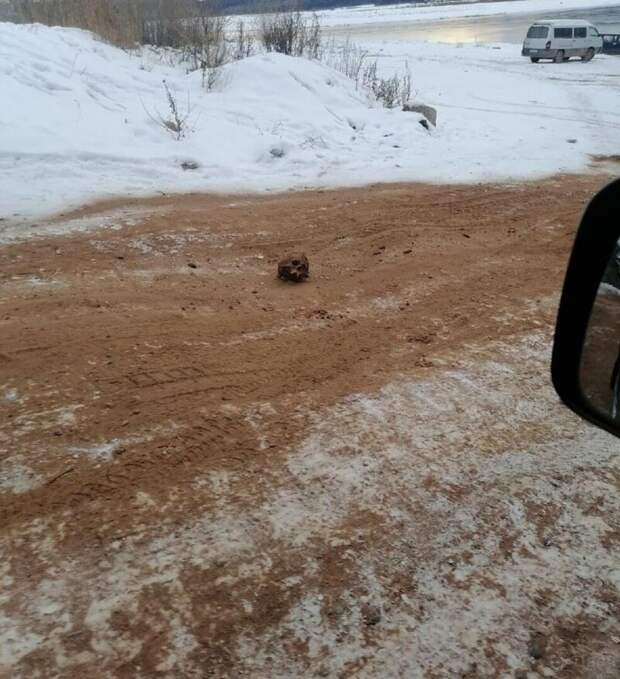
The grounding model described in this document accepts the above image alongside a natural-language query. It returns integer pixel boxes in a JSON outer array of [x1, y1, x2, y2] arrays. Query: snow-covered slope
[[0, 21, 618, 220], [0, 22, 429, 218]]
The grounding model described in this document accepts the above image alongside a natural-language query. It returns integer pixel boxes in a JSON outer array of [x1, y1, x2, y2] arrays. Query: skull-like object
[[277, 254, 309, 282]]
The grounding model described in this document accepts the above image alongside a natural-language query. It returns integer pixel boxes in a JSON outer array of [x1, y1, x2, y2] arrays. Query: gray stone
[[403, 103, 437, 127]]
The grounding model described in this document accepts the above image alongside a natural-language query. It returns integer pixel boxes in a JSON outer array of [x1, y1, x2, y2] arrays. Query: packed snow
[[1, 6, 619, 221], [0, 21, 430, 219]]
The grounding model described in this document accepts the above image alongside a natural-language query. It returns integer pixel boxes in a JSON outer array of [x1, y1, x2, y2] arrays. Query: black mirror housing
[[552, 177, 620, 438]]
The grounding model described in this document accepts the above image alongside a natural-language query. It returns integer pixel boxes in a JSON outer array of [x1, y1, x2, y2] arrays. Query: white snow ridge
[[0, 22, 424, 219], [1, 15, 619, 221]]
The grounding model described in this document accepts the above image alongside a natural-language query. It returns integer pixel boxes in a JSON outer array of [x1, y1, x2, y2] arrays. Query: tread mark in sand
[[127, 365, 207, 387], [68, 482, 115, 505], [102, 365, 269, 390], [149, 416, 256, 468]]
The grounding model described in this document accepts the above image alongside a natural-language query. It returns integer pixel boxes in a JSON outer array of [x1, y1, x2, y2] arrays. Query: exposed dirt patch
[[2, 176, 619, 677]]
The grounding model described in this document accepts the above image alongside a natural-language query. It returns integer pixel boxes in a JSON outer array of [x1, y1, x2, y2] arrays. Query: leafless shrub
[[10, 0, 229, 61], [232, 20, 254, 61], [259, 10, 321, 58], [259, 11, 297, 56], [321, 38, 368, 85], [141, 0, 189, 48], [323, 38, 413, 109], [143, 1, 230, 89], [304, 13, 321, 60], [199, 12, 228, 69], [201, 59, 220, 91], [143, 79, 192, 140], [401, 62, 412, 105], [164, 81, 187, 138], [362, 61, 412, 108], [177, 12, 229, 90]]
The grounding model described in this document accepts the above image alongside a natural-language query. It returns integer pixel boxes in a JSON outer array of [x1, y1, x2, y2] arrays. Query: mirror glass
[[580, 238, 620, 420]]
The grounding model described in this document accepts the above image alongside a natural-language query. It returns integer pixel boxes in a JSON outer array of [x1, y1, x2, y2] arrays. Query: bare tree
[[232, 20, 254, 62]]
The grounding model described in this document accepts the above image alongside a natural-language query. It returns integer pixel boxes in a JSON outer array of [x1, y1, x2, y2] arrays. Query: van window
[[574, 27, 587, 38], [527, 25, 549, 39], [554, 28, 573, 38], [589, 27, 601, 37]]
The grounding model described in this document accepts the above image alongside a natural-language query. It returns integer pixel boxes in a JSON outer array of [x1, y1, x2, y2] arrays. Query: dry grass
[[9, 1, 412, 106], [259, 10, 321, 59], [10, 0, 233, 84], [10, 0, 146, 47], [321, 38, 413, 109]]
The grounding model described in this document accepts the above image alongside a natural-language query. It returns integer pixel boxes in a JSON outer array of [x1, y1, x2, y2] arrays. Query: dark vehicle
[[601, 33, 620, 54]]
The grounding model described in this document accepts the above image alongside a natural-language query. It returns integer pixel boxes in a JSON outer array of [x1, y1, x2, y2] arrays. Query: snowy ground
[[2, 175, 619, 677], [1, 1, 620, 222], [2, 3, 620, 676]]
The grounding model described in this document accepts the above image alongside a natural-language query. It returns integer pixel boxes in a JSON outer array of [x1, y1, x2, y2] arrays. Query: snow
[[0, 21, 425, 220], [0, 460, 41, 494], [600, 281, 620, 296], [316, 0, 620, 27], [1, 7, 619, 223], [4, 328, 620, 676]]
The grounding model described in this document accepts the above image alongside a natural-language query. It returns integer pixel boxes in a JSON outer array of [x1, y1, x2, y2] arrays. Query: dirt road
[[2, 176, 619, 678]]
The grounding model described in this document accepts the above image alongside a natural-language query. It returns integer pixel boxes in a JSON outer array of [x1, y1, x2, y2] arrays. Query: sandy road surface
[[1, 175, 620, 678]]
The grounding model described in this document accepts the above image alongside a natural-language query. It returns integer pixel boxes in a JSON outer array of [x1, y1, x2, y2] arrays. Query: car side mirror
[[552, 177, 620, 438]]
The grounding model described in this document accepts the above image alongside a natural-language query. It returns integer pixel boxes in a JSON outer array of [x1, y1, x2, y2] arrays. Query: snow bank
[[316, 0, 620, 28], [0, 20, 618, 222], [0, 22, 430, 219]]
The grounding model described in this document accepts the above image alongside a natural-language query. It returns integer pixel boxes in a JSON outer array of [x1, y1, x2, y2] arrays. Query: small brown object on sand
[[277, 254, 309, 282]]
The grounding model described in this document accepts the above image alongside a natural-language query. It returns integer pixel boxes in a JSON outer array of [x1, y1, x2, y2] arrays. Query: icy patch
[[3, 388, 18, 403], [154, 615, 199, 673], [369, 294, 402, 312], [0, 277, 69, 300], [0, 460, 41, 494], [0, 206, 156, 245], [21, 276, 65, 288], [68, 424, 181, 462], [12, 404, 82, 435], [67, 439, 128, 462], [0, 616, 43, 670]]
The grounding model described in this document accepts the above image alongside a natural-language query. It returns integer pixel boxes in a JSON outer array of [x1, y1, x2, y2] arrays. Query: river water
[[324, 4, 620, 44]]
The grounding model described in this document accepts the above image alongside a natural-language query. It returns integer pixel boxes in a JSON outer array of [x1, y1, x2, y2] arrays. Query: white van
[[522, 20, 603, 63]]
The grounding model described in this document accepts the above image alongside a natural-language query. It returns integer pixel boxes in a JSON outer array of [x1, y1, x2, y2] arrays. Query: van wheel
[[530, 57, 540, 63], [582, 47, 595, 62], [554, 50, 565, 63]]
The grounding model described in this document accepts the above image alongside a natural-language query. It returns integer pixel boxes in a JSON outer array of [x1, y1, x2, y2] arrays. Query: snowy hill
[[0, 20, 618, 220], [0, 22, 430, 218]]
